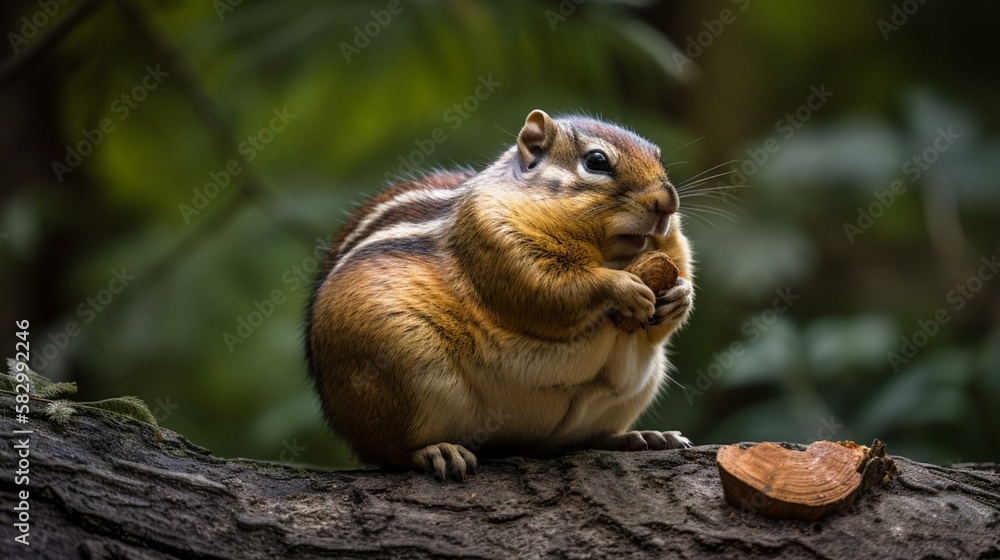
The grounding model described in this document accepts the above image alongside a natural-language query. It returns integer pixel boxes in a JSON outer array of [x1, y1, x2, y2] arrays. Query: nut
[[614, 251, 679, 333]]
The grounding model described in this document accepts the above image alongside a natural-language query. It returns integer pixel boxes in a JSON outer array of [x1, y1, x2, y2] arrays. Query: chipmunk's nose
[[655, 181, 679, 215]]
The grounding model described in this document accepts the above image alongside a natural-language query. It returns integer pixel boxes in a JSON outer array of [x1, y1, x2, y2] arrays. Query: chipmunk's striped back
[[320, 170, 475, 282]]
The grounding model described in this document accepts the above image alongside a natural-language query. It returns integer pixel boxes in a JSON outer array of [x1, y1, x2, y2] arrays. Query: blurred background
[[1, 0, 997, 468]]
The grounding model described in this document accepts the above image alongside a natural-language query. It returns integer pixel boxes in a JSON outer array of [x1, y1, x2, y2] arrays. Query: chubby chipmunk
[[306, 109, 694, 481]]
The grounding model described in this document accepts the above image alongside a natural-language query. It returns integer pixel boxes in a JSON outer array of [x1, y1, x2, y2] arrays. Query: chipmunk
[[306, 109, 694, 481]]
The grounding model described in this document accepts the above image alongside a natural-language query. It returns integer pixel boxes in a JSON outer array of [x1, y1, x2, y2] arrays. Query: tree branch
[[1, 403, 998, 558]]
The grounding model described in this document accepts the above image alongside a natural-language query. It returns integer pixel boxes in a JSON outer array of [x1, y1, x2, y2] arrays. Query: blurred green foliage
[[1, 0, 997, 468]]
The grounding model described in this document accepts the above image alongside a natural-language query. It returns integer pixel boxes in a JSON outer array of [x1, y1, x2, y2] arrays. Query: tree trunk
[[1, 407, 998, 559]]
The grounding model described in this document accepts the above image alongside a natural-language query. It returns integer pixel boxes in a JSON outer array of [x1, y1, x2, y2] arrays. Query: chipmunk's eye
[[583, 150, 612, 174]]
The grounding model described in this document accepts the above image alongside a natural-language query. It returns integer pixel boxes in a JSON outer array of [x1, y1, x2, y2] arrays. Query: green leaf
[[78, 396, 161, 439], [45, 400, 77, 424], [31, 380, 80, 399], [4, 358, 78, 398]]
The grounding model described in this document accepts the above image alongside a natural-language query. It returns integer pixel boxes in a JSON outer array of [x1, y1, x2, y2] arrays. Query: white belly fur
[[410, 323, 668, 451]]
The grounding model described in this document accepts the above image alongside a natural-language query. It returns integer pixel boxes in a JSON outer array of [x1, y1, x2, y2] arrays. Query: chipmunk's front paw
[[590, 430, 693, 451], [648, 277, 693, 326], [609, 272, 657, 322], [408, 443, 478, 482]]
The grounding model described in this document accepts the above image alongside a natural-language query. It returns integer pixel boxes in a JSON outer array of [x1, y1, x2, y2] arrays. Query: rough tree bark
[[1, 406, 998, 559]]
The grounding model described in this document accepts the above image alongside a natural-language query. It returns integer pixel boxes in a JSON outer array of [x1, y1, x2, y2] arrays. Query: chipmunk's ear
[[517, 109, 557, 169]]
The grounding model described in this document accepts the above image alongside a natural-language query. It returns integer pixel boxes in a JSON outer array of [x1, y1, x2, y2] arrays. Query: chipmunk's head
[[514, 109, 679, 262]]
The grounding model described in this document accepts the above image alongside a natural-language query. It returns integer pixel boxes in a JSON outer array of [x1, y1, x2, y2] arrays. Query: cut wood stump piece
[[614, 251, 679, 333], [716, 439, 897, 521]]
